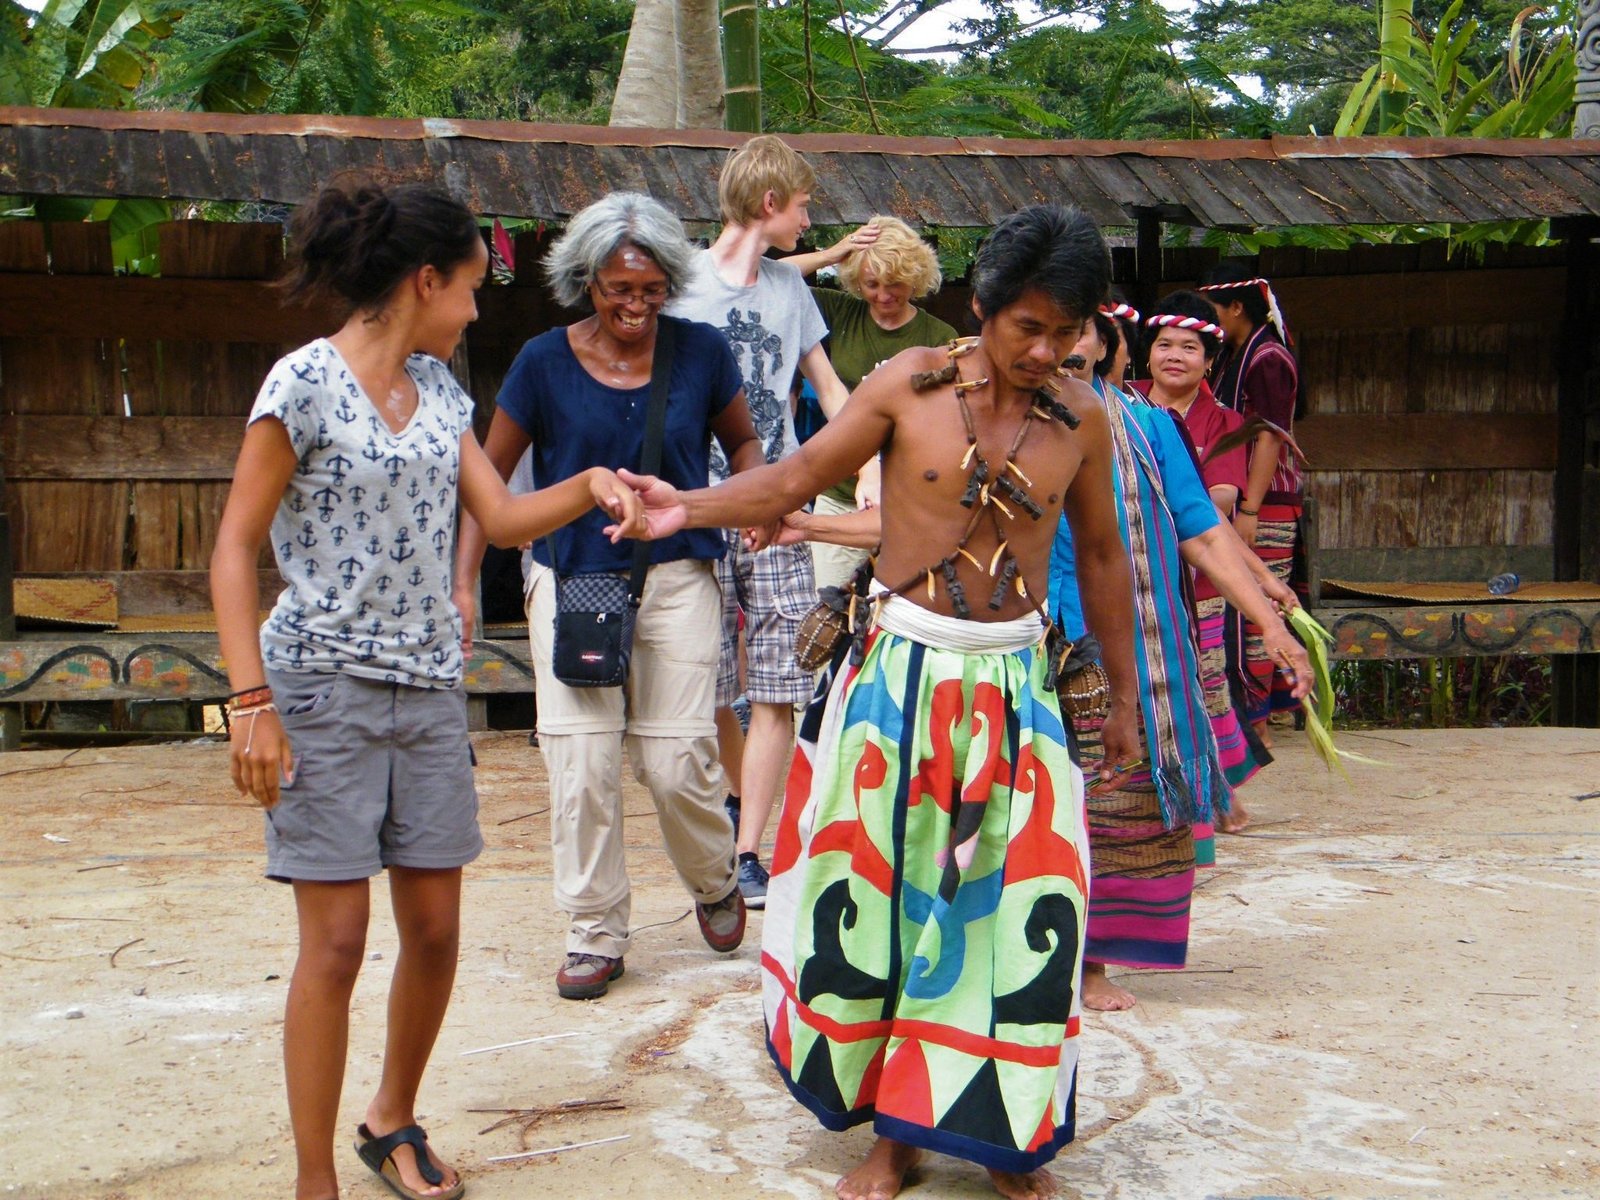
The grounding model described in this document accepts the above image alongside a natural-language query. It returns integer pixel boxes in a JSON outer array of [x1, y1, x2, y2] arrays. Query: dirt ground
[[3, 726, 1598, 1200]]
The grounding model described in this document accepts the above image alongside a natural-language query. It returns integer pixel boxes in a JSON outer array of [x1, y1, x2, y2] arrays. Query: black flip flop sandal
[[354, 1122, 465, 1200]]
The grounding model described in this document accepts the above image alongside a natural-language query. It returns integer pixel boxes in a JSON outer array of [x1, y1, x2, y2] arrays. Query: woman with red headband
[[1131, 290, 1273, 841], [1199, 262, 1306, 754]]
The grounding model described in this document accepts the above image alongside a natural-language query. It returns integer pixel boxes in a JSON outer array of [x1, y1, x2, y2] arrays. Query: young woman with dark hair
[[1130, 290, 1274, 839], [211, 177, 642, 1200], [1199, 261, 1307, 746]]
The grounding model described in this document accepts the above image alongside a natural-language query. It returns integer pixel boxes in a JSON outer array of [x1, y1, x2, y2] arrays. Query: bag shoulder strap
[[628, 317, 676, 603]]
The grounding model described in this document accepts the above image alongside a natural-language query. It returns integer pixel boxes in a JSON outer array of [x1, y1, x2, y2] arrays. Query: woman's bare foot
[[1218, 796, 1251, 834], [1252, 719, 1273, 750], [987, 1166, 1058, 1199], [1081, 961, 1137, 1011], [837, 1137, 920, 1200]]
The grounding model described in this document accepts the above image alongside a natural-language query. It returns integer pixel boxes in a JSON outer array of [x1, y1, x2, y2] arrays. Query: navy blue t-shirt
[[496, 316, 743, 573]]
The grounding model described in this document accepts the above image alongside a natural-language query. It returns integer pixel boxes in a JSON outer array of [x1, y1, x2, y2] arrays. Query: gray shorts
[[263, 669, 482, 883], [716, 535, 817, 707]]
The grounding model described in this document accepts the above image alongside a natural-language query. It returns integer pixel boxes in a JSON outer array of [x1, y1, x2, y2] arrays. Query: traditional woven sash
[[1100, 376, 1226, 828]]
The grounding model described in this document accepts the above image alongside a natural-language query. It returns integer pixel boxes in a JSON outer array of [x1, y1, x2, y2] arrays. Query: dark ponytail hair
[[281, 178, 481, 313], [1197, 260, 1270, 328]]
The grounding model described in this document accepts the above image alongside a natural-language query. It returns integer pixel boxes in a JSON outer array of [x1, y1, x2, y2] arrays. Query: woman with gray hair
[[453, 192, 765, 1000]]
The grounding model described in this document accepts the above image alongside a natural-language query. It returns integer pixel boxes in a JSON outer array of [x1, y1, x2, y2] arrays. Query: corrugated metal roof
[[2, 106, 1598, 228]]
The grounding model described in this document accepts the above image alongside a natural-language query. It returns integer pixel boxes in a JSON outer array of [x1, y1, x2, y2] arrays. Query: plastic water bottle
[[1486, 573, 1521, 596]]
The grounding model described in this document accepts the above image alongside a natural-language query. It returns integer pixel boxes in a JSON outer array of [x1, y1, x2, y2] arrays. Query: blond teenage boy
[[666, 135, 867, 906]]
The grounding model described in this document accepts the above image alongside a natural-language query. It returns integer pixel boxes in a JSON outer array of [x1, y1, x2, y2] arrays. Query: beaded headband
[[1099, 302, 1141, 324], [1145, 313, 1224, 340]]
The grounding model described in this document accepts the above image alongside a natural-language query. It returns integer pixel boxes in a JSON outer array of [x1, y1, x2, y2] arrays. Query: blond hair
[[835, 215, 943, 300], [718, 134, 817, 227]]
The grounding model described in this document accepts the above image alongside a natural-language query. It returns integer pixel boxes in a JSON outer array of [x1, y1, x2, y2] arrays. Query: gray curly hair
[[543, 192, 697, 310]]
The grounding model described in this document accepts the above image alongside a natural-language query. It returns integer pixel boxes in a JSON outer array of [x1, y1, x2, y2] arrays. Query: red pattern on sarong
[[1001, 743, 1088, 896]]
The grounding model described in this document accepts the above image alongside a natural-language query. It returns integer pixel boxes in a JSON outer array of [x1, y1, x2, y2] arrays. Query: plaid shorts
[[716, 534, 817, 707]]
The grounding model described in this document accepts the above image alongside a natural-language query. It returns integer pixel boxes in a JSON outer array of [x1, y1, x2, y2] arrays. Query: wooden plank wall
[[0, 221, 127, 573], [0, 220, 318, 606], [1157, 243, 1562, 575]]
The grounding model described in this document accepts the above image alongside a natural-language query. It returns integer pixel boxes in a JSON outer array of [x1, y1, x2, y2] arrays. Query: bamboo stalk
[[723, 0, 761, 132]]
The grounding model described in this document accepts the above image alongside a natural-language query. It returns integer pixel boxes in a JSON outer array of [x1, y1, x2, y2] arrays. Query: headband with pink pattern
[[1145, 312, 1224, 340]]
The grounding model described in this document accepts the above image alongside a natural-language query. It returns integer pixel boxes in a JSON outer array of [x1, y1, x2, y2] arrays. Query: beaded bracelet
[[227, 686, 272, 713], [1238, 505, 1260, 516]]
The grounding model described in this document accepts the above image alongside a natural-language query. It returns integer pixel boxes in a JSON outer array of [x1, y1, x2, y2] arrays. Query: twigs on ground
[[459, 1031, 581, 1057], [470, 1098, 626, 1139], [486, 1133, 631, 1163], [110, 937, 144, 967], [78, 782, 168, 800], [496, 808, 548, 825], [0, 747, 91, 778]]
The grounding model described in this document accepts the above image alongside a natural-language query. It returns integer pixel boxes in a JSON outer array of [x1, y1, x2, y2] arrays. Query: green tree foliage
[[1191, 0, 1566, 134], [1334, 0, 1576, 137], [2, 0, 631, 122], [147, 0, 545, 119], [758, 0, 1277, 139], [974, 0, 1275, 139], [759, 0, 1065, 135], [8, 0, 180, 108]]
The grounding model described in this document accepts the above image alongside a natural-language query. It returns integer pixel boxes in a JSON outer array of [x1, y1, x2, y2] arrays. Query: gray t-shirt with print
[[667, 249, 828, 480], [250, 339, 473, 688]]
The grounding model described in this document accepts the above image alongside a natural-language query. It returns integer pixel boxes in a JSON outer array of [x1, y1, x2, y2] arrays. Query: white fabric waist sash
[[872, 585, 1045, 655]]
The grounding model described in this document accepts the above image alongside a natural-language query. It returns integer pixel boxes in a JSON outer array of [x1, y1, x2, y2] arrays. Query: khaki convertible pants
[[526, 557, 738, 958]]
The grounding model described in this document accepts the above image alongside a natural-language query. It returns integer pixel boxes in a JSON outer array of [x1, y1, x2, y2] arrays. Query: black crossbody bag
[[544, 319, 675, 688]]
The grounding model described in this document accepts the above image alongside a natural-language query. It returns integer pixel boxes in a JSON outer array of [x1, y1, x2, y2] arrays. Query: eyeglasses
[[592, 281, 670, 306]]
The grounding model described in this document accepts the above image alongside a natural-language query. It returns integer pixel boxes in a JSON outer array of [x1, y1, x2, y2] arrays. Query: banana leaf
[[1285, 606, 1387, 779]]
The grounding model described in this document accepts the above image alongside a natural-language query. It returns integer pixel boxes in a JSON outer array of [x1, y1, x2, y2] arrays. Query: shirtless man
[[616, 205, 1137, 1200]]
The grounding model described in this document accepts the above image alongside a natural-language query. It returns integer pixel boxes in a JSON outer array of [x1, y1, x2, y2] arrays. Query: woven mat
[[13, 577, 119, 629], [114, 612, 271, 633], [1324, 579, 1600, 604]]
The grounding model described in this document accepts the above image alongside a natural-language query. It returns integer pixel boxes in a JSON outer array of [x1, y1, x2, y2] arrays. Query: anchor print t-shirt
[[667, 250, 827, 481], [249, 339, 473, 688]]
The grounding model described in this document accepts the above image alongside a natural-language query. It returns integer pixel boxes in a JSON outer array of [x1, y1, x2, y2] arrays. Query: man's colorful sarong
[[1239, 503, 1303, 723], [1076, 717, 1194, 968], [761, 595, 1089, 1175]]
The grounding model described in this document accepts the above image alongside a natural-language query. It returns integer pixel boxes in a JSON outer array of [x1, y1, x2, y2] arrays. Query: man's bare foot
[[987, 1166, 1058, 1200], [1081, 961, 1136, 1011], [1252, 719, 1273, 750], [1218, 797, 1251, 834], [359, 1110, 460, 1198], [837, 1137, 920, 1200]]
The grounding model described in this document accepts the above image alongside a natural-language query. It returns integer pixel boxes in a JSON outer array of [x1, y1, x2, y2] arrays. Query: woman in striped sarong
[[1052, 305, 1303, 1008], [1199, 264, 1308, 761]]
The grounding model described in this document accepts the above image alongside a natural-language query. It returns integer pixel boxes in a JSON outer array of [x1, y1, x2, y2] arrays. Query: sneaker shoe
[[556, 952, 624, 1000], [736, 856, 769, 910], [724, 794, 741, 838], [695, 887, 746, 954]]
